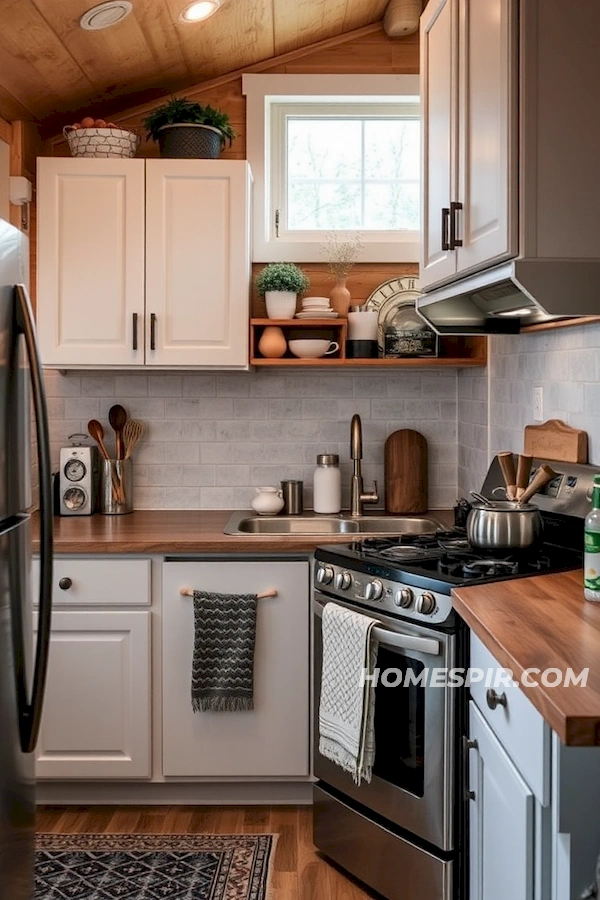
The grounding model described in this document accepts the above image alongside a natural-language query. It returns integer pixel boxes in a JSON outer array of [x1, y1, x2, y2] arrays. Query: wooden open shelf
[[250, 319, 487, 367]]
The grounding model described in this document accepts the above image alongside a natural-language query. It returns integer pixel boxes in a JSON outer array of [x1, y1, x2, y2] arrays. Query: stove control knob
[[416, 591, 436, 616], [365, 579, 384, 602], [394, 587, 414, 608], [316, 565, 334, 586], [335, 570, 352, 591]]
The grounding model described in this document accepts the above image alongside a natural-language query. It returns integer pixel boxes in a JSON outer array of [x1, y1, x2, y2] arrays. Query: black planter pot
[[157, 123, 222, 159]]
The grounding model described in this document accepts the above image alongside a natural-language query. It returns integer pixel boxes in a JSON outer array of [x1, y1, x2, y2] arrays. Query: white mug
[[288, 339, 340, 359]]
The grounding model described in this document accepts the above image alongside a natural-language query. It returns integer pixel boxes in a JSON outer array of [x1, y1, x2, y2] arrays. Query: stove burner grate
[[462, 558, 519, 578]]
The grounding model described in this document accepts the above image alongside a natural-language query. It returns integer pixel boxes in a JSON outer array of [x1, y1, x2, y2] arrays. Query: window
[[243, 74, 420, 263]]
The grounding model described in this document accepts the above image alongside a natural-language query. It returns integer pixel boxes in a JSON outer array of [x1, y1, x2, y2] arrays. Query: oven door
[[313, 591, 455, 852]]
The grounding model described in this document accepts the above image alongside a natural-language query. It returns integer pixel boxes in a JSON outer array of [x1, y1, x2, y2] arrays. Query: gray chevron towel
[[191, 591, 258, 712]]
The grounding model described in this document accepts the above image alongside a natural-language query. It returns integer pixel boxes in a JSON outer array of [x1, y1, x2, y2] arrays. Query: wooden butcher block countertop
[[34, 508, 455, 555], [453, 570, 600, 746]]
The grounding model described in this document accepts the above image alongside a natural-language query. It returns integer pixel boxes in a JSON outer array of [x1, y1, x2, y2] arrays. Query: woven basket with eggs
[[63, 117, 140, 159]]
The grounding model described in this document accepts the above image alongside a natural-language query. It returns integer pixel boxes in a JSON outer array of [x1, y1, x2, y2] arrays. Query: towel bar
[[179, 587, 278, 599]]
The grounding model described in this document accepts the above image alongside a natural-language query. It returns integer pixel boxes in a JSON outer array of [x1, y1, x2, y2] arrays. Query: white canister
[[347, 309, 379, 341], [313, 454, 342, 514]]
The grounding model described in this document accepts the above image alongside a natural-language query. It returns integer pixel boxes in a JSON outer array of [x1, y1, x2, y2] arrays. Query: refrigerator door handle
[[14, 284, 53, 753]]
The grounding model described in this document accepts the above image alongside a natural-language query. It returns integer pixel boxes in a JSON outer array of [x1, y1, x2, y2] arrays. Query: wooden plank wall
[[43, 25, 420, 313]]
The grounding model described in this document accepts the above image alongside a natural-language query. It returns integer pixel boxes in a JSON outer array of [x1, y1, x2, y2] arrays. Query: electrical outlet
[[533, 386, 544, 422]]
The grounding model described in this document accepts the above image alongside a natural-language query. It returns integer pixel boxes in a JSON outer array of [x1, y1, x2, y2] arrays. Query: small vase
[[257, 325, 287, 358], [265, 290, 297, 319], [329, 277, 352, 316]]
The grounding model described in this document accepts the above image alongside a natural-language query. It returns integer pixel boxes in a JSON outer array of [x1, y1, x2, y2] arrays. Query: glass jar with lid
[[313, 454, 341, 514], [383, 302, 438, 358]]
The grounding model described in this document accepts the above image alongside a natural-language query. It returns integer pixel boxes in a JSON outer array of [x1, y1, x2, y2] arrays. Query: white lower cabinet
[[468, 634, 600, 900], [36, 610, 151, 779], [468, 702, 534, 900], [162, 560, 310, 778]]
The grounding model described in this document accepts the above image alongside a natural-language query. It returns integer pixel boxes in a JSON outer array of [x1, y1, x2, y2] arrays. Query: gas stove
[[313, 455, 595, 628], [314, 530, 582, 627]]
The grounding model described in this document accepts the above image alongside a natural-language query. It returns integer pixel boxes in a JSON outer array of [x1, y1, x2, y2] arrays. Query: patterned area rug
[[35, 832, 275, 899]]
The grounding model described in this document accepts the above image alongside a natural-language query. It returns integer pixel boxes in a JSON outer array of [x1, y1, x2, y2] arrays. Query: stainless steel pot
[[466, 501, 542, 550]]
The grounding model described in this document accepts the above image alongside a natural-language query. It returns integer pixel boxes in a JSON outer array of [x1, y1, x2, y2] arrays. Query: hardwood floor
[[36, 805, 379, 899]]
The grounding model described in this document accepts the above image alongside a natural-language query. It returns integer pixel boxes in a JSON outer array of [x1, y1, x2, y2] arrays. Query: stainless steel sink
[[224, 511, 444, 536]]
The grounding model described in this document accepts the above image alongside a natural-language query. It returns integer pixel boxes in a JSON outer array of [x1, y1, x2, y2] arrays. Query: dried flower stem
[[319, 231, 364, 279]]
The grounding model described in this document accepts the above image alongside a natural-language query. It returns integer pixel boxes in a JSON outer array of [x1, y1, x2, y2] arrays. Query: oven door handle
[[313, 602, 440, 657]]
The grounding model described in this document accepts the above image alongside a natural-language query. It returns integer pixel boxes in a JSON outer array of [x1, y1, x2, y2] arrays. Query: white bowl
[[288, 339, 339, 359]]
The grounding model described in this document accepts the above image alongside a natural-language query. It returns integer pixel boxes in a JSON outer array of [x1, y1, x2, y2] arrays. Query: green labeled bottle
[[584, 474, 600, 601]]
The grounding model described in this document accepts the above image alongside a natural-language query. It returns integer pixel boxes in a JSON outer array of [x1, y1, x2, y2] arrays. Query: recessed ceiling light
[[180, 0, 220, 23], [80, 0, 132, 30]]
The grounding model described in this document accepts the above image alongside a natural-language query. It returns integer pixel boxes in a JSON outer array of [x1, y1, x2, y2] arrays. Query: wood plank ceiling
[[0, 0, 389, 133]]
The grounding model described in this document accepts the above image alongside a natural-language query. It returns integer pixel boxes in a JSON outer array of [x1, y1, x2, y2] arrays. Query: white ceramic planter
[[265, 290, 297, 319]]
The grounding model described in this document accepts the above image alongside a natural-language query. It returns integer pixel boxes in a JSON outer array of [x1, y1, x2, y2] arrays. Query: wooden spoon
[[88, 418, 123, 504], [109, 404, 128, 460], [497, 451, 517, 500], [515, 454, 533, 500], [123, 419, 145, 459], [87, 419, 110, 460]]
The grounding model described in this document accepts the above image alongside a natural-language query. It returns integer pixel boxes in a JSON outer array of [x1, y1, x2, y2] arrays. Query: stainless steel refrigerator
[[0, 219, 53, 899]]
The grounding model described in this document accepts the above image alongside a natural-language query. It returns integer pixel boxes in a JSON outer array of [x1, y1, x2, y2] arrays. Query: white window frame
[[243, 74, 420, 264]]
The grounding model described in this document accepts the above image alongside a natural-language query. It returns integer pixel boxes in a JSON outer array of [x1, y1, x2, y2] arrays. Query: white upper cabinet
[[37, 158, 145, 367], [420, 0, 518, 290], [145, 161, 251, 367], [420, 0, 457, 286], [37, 158, 251, 369]]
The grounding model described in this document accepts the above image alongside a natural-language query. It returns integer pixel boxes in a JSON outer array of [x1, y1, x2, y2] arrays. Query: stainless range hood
[[416, 260, 600, 335]]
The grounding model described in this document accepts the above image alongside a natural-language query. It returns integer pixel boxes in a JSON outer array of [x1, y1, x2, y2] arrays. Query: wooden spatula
[[518, 464, 556, 505]]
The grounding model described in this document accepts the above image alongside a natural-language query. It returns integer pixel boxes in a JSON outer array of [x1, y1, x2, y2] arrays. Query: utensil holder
[[100, 459, 133, 515]]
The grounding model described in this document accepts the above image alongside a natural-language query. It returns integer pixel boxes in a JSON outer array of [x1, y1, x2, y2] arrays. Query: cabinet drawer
[[470, 633, 550, 804], [33, 558, 151, 606]]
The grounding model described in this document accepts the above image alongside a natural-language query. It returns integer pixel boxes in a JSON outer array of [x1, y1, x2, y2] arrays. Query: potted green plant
[[142, 97, 237, 159], [256, 263, 310, 319]]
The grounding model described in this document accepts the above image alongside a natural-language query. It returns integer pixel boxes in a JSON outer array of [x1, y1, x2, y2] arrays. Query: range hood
[[416, 259, 600, 335]]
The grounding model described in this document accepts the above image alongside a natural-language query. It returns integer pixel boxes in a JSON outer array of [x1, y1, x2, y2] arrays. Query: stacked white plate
[[296, 296, 339, 319]]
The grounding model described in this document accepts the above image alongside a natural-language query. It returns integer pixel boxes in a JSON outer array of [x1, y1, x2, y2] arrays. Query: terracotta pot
[[257, 325, 287, 358], [329, 277, 352, 316]]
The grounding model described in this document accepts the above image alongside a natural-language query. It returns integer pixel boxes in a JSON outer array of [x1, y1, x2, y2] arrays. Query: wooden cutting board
[[384, 429, 428, 514], [523, 419, 588, 463]]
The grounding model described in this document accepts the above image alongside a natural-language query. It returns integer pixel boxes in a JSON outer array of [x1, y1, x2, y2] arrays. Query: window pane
[[288, 181, 361, 229], [285, 115, 420, 232], [364, 119, 420, 180], [288, 120, 362, 179], [365, 182, 420, 230]]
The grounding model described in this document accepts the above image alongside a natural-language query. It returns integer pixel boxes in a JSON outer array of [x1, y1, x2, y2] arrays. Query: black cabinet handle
[[441, 207, 451, 251], [450, 201, 463, 248], [486, 688, 507, 710], [132, 313, 138, 351], [58, 577, 72, 591], [150, 313, 157, 351]]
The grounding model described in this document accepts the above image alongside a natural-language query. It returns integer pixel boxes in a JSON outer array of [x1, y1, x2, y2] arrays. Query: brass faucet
[[350, 414, 379, 517]]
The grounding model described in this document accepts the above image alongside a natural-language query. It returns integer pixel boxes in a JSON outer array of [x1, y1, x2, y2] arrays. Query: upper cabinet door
[[456, 0, 518, 276], [420, 0, 458, 288], [37, 158, 145, 367], [145, 160, 251, 369]]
